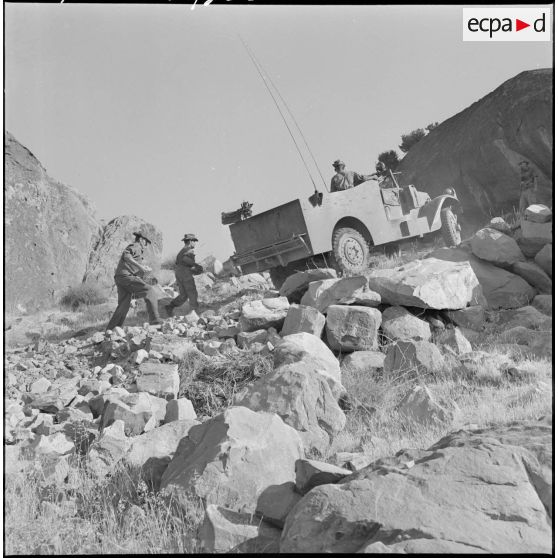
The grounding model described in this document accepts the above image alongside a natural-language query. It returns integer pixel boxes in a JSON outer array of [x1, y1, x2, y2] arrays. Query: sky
[[5, 3, 553, 261]]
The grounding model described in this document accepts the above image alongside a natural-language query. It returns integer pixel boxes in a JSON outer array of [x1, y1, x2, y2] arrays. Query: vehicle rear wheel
[[441, 207, 461, 247], [332, 227, 369, 275]]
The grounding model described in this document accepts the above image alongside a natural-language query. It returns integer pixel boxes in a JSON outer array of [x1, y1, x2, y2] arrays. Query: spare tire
[[332, 227, 369, 275], [441, 207, 461, 247]]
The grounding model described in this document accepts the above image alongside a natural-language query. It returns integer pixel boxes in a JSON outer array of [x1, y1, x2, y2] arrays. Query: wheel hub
[[342, 238, 364, 266]]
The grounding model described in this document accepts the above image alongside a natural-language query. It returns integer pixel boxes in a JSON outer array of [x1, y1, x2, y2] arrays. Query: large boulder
[[300, 277, 380, 313], [524, 204, 552, 223], [532, 294, 552, 316], [511, 261, 551, 294], [384, 340, 445, 375], [281, 305, 325, 337], [471, 227, 525, 266], [239, 297, 290, 332], [496, 305, 552, 331], [83, 215, 162, 292], [235, 362, 346, 454], [4, 131, 101, 310], [325, 306, 381, 352], [280, 419, 552, 553], [497, 326, 552, 358], [520, 217, 552, 244], [279, 268, 338, 303], [534, 243, 552, 276], [381, 306, 431, 342], [273, 332, 342, 395], [160, 407, 304, 513], [366, 258, 482, 310], [395, 69, 553, 215], [431, 247, 535, 309]]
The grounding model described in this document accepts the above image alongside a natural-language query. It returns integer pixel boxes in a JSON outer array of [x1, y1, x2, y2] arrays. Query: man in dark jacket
[[107, 232, 163, 330], [166, 233, 203, 317]]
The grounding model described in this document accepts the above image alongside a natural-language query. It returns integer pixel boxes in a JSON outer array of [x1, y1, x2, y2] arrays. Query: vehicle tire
[[441, 207, 461, 247], [332, 227, 370, 275]]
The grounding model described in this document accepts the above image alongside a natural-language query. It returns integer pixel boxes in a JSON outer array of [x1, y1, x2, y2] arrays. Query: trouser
[[107, 274, 160, 330], [519, 188, 537, 217], [168, 274, 199, 312]]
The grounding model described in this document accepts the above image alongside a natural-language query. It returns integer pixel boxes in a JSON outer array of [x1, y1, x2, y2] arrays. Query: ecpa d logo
[[463, 7, 551, 41]]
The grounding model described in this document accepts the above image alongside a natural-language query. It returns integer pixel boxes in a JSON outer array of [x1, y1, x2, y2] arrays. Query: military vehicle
[[224, 171, 462, 289]]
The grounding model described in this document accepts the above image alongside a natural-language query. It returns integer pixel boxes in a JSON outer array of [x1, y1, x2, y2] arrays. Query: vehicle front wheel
[[332, 227, 370, 275], [440, 207, 461, 247]]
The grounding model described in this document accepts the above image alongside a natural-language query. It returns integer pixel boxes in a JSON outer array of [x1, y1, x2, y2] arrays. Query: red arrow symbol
[[516, 19, 530, 31]]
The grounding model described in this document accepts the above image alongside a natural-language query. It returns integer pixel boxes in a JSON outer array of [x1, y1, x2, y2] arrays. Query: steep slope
[[397, 69, 552, 214], [4, 132, 101, 311]]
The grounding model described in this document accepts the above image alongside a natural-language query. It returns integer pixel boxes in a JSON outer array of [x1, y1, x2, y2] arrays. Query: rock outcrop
[[83, 215, 163, 291], [4, 132, 101, 310], [397, 69, 552, 215]]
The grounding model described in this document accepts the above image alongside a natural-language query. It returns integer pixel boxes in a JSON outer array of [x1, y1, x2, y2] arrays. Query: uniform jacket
[[115, 242, 145, 278], [175, 246, 199, 280], [331, 170, 371, 192]]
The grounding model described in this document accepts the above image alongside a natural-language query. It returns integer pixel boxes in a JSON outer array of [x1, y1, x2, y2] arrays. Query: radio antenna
[[239, 35, 319, 194]]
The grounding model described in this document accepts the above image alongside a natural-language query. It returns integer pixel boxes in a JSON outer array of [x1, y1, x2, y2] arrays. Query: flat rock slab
[[295, 459, 351, 495], [325, 305, 381, 352], [137, 362, 180, 401], [279, 268, 338, 302], [300, 276, 371, 313], [366, 257, 482, 310], [239, 297, 290, 332], [381, 306, 431, 342], [280, 419, 552, 553]]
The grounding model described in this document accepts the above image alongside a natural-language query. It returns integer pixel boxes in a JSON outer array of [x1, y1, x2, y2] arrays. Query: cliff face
[[4, 132, 101, 311], [397, 69, 552, 214], [84, 215, 163, 291]]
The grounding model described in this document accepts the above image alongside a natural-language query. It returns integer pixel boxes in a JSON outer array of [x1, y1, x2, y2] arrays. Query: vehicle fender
[[332, 216, 374, 246], [418, 195, 461, 230]]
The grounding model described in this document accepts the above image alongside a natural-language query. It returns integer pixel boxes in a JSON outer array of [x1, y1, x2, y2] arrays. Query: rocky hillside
[[84, 215, 163, 291], [5, 133, 162, 309], [398, 69, 552, 214], [4, 132, 101, 311]]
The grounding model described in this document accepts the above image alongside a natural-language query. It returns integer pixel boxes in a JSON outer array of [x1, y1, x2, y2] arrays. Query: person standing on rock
[[518, 160, 538, 216], [106, 232, 163, 330], [165, 233, 203, 317], [330, 159, 378, 193]]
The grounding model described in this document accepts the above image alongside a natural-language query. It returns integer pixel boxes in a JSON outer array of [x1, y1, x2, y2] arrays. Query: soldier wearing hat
[[166, 233, 203, 317], [107, 231, 163, 330], [330, 159, 378, 193]]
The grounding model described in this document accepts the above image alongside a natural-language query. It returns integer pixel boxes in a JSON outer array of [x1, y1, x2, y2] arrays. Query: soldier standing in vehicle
[[166, 233, 203, 317], [107, 232, 162, 330], [330, 159, 378, 192], [518, 160, 538, 216]]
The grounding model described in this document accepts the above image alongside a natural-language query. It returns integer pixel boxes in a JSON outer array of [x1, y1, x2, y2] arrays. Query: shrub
[[399, 128, 427, 153], [60, 284, 107, 310], [376, 150, 400, 173]]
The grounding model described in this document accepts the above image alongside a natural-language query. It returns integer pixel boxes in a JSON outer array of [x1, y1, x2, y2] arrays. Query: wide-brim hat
[[133, 231, 152, 244], [333, 159, 345, 167], [182, 233, 199, 242]]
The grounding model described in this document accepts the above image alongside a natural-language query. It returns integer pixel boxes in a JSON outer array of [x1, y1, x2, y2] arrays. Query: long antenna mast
[[244, 41, 328, 191], [239, 35, 319, 194]]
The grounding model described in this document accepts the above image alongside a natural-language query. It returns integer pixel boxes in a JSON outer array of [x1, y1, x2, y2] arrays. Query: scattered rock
[[397, 385, 460, 427], [511, 261, 551, 294], [524, 204, 552, 223], [164, 398, 197, 423], [444, 305, 485, 331], [381, 306, 431, 342], [200, 505, 281, 553], [488, 217, 512, 235], [295, 459, 351, 495], [280, 305, 325, 337], [436, 327, 472, 354], [471, 227, 525, 266], [87, 420, 131, 477], [325, 305, 381, 352], [27, 432, 75, 458], [239, 297, 290, 332], [279, 268, 338, 303], [367, 257, 482, 310], [341, 351, 385, 375], [101, 392, 167, 435], [237, 329, 268, 349], [534, 243, 552, 276], [30, 377, 52, 394], [160, 407, 304, 513], [384, 340, 445, 375]]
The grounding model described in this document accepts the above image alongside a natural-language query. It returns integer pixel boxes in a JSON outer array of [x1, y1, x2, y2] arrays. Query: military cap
[[182, 233, 199, 242], [332, 159, 345, 167], [133, 231, 152, 244]]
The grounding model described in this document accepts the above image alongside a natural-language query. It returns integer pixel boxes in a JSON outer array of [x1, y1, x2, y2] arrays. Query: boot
[[150, 318, 164, 326]]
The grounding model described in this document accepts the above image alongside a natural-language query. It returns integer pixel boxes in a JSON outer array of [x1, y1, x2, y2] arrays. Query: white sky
[[5, 4, 553, 260]]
